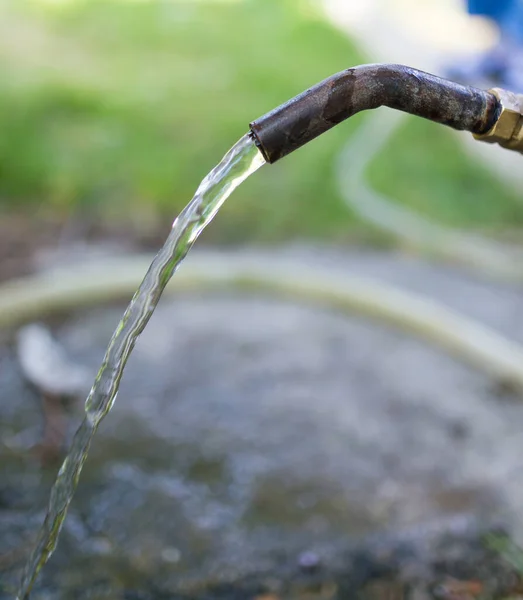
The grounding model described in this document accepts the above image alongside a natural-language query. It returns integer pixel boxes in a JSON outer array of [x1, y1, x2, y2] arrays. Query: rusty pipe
[[249, 63, 502, 164]]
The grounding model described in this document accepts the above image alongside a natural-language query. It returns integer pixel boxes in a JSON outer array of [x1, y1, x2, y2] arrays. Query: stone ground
[[2, 247, 523, 598]]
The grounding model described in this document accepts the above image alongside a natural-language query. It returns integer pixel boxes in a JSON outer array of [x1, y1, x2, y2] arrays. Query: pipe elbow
[[250, 63, 500, 163]]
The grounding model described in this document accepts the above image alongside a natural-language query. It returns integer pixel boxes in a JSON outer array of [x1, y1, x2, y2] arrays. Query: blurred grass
[[367, 117, 523, 232], [0, 0, 522, 245]]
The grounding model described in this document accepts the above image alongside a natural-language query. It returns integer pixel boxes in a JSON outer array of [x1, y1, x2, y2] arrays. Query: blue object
[[467, 0, 523, 44], [467, 0, 513, 20], [446, 1, 523, 91]]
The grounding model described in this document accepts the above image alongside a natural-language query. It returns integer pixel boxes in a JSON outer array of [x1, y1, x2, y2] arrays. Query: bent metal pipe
[[250, 63, 523, 163]]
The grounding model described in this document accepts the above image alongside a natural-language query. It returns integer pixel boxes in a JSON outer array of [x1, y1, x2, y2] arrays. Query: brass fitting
[[474, 88, 523, 153]]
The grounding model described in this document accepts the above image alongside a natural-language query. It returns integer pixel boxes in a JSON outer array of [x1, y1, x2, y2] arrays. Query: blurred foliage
[[368, 117, 523, 231], [0, 0, 522, 244]]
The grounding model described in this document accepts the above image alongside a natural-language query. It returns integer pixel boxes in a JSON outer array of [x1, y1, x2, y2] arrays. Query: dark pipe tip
[[249, 63, 500, 164]]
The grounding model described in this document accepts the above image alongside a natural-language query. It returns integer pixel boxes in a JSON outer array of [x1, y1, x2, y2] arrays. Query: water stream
[[16, 134, 265, 599]]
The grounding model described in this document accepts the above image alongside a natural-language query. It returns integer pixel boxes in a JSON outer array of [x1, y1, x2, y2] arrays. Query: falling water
[[17, 134, 266, 599]]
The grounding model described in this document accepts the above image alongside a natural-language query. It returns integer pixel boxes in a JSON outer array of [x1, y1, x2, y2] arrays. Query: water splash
[[17, 134, 265, 599]]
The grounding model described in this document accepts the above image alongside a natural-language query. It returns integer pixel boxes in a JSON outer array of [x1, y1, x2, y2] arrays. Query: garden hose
[[2, 252, 523, 394]]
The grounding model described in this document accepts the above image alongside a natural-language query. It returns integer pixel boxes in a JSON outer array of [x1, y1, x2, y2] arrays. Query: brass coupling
[[474, 88, 523, 153]]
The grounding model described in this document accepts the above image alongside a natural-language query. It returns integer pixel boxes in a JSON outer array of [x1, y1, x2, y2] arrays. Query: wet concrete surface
[[2, 249, 523, 598]]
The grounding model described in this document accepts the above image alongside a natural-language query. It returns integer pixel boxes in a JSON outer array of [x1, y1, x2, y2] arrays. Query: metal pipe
[[249, 63, 502, 164]]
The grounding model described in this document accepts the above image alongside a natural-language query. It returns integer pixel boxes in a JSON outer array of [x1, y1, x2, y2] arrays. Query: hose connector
[[473, 88, 523, 154]]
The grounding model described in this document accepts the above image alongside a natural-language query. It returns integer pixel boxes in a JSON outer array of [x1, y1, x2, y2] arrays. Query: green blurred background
[[1, 0, 522, 250]]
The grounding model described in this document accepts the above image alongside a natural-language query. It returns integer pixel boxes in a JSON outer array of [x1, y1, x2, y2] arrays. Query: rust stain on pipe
[[250, 64, 500, 163]]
